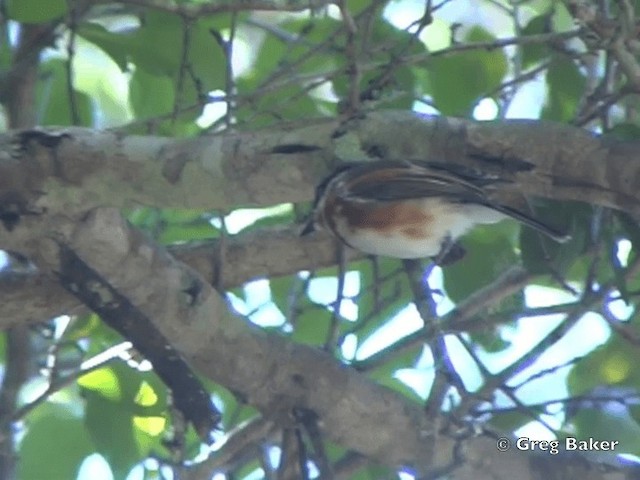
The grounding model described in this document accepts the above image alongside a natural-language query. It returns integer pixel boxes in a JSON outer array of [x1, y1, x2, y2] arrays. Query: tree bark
[[1, 111, 638, 476]]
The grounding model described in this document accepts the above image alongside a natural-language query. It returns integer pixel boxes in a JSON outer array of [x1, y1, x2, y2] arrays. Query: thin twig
[[10, 341, 133, 423], [337, 0, 360, 114]]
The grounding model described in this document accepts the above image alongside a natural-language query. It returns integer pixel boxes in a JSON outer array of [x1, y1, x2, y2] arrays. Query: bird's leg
[[432, 236, 466, 267], [421, 237, 466, 298]]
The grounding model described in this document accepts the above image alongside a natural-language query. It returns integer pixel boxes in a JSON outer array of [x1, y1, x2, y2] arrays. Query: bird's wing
[[338, 162, 490, 204], [335, 161, 569, 242]]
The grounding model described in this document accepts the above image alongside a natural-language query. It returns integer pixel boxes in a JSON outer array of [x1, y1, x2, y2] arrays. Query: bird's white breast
[[332, 198, 505, 259]]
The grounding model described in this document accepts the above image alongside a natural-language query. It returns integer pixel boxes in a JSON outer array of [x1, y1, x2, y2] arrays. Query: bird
[[301, 161, 570, 260]]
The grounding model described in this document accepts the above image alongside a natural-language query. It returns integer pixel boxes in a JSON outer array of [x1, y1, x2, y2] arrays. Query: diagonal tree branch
[[31, 206, 452, 473], [56, 243, 220, 439], [0, 226, 361, 329]]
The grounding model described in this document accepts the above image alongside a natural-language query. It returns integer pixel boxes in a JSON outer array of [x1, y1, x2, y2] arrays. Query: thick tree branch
[[29, 206, 452, 474], [56, 244, 220, 439], [0, 226, 360, 329], [0, 113, 637, 236]]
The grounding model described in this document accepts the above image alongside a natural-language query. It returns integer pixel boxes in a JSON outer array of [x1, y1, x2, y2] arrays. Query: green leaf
[[233, 459, 264, 479], [78, 367, 122, 401], [84, 392, 140, 479], [569, 408, 640, 457], [129, 12, 184, 75], [161, 208, 212, 224], [225, 404, 260, 431], [158, 220, 218, 244], [106, 12, 226, 128], [567, 338, 640, 396], [250, 17, 342, 83], [334, 17, 425, 108], [291, 306, 333, 346], [521, 201, 591, 276], [469, 329, 511, 353], [187, 22, 227, 92], [19, 404, 93, 480], [81, 361, 168, 478], [0, 29, 12, 73], [345, 0, 374, 15], [443, 224, 519, 303], [348, 258, 411, 345], [428, 26, 508, 115], [234, 207, 296, 234], [270, 275, 297, 317], [333, 65, 416, 110], [129, 69, 176, 120], [377, 376, 423, 404], [489, 410, 531, 433], [235, 84, 322, 127], [130, 12, 225, 87], [605, 123, 640, 140], [520, 12, 553, 68], [38, 59, 93, 126], [617, 212, 640, 263], [369, 16, 426, 57], [365, 344, 423, 379], [7, 0, 67, 23], [78, 22, 131, 71], [0, 333, 6, 364], [63, 313, 102, 342], [542, 55, 586, 122]]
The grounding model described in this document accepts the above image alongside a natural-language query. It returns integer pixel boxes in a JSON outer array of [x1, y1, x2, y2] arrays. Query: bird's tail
[[491, 203, 571, 243]]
